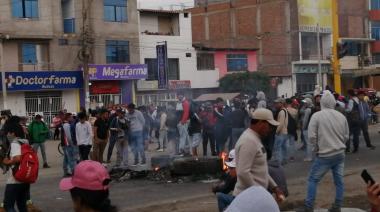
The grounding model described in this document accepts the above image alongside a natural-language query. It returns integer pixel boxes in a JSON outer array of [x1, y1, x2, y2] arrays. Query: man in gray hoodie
[[299, 91, 349, 212], [126, 103, 146, 166]]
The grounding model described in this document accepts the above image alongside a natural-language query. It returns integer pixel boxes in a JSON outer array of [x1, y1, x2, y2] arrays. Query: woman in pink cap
[[59, 160, 117, 212]]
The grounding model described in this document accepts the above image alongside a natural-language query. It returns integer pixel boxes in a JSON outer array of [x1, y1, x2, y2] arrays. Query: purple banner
[[87, 64, 148, 80]]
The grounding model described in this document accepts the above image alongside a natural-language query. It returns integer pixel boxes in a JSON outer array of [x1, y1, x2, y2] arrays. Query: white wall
[[139, 12, 219, 88], [277, 77, 293, 98], [62, 90, 78, 113], [62, 0, 75, 18], [0, 93, 27, 116], [140, 14, 159, 32]]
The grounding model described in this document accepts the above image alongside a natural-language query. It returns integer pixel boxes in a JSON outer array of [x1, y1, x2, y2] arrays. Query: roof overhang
[[193, 45, 259, 52], [340, 37, 375, 42]]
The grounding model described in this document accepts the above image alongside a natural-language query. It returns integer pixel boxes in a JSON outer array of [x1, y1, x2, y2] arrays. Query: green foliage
[[219, 71, 270, 95]]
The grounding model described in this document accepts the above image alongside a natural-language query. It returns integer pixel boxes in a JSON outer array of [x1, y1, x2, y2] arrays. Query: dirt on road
[[125, 164, 380, 212]]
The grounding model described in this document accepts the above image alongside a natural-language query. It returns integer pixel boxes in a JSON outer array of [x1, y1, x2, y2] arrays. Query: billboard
[[298, 0, 332, 33], [157, 43, 168, 89]]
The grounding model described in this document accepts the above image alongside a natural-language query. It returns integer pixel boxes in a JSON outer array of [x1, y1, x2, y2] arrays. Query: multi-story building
[[369, 0, 380, 90], [0, 0, 142, 123], [191, 0, 380, 97], [136, 8, 219, 106]]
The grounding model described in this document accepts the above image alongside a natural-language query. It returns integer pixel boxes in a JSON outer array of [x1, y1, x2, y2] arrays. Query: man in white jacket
[[299, 91, 349, 212]]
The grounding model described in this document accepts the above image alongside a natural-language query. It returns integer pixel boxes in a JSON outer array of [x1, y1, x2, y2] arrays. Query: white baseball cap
[[225, 149, 236, 168], [250, 108, 280, 126]]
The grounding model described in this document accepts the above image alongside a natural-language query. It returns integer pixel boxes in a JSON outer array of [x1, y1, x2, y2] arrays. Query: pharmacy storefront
[[1, 71, 83, 124], [87, 64, 147, 108]]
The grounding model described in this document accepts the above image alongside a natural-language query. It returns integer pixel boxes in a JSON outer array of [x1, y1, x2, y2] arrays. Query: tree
[[219, 71, 270, 95]]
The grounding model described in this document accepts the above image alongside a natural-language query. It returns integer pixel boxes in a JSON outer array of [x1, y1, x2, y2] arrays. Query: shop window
[[106, 40, 130, 63], [22, 43, 37, 64], [227, 54, 248, 72], [145, 58, 180, 81], [12, 0, 39, 18], [197, 53, 215, 70], [104, 0, 128, 22]]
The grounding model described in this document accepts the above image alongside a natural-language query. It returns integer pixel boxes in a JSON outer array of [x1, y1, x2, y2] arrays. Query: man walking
[[93, 109, 109, 163], [357, 91, 376, 151], [61, 113, 77, 177], [111, 109, 129, 167], [233, 108, 283, 201], [273, 98, 288, 165], [126, 104, 146, 166], [299, 91, 349, 212], [28, 115, 50, 168], [75, 112, 93, 161]]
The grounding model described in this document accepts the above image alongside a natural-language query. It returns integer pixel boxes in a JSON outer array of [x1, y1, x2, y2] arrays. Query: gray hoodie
[[126, 110, 145, 132], [308, 91, 348, 157]]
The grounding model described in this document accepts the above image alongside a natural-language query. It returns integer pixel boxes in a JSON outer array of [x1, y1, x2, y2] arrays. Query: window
[[372, 0, 380, 9], [22, 43, 37, 64], [63, 18, 75, 33], [104, 0, 127, 22], [345, 41, 367, 56], [372, 21, 380, 40], [296, 74, 316, 93], [184, 13, 189, 18], [145, 58, 179, 81], [197, 53, 215, 70], [12, 0, 39, 18], [227, 54, 248, 72], [106, 40, 130, 63]]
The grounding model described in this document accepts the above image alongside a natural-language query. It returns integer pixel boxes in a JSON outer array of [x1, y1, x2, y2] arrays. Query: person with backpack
[[3, 118, 39, 212], [273, 98, 288, 165], [28, 114, 50, 168], [285, 98, 298, 162]]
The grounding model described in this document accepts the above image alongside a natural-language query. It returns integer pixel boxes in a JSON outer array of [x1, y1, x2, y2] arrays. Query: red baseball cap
[[59, 160, 110, 191]]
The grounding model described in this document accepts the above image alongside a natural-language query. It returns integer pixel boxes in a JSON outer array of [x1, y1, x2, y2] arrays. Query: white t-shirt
[[7, 141, 22, 184]]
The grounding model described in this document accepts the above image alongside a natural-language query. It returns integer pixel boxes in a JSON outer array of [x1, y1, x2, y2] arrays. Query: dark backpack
[[166, 111, 178, 129], [287, 112, 297, 137], [348, 101, 361, 123]]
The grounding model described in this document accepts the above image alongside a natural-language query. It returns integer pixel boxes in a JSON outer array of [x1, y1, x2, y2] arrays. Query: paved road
[[0, 124, 379, 212]]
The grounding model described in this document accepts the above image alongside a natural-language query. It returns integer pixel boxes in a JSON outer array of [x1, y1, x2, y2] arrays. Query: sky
[[138, 0, 194, 10]]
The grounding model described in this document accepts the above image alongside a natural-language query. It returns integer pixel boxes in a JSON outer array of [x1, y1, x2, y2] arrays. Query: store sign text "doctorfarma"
[[4, 71, 83, 91]]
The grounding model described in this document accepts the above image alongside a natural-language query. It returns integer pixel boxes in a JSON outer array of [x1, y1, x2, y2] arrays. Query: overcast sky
[[138, 0, 194, 9]]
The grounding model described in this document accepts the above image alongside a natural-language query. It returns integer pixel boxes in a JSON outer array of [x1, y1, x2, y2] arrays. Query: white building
[[136, 9, 219, 106]]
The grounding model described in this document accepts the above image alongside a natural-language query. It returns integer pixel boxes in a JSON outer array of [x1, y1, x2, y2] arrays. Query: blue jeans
[[303, 130, 313, 160], [230, 128, 245, 150], [216, 193, 234, 212], [107, 135, 118, 162], [63, 145, 77, 175], [129, 131, 146, 164], [177, 123, 190, 154], [305, 153, 345, 208], [273, 134, 288, 164], [288, 134, 296, 159]]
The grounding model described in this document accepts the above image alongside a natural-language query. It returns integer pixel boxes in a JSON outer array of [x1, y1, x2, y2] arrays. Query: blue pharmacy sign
[[4, 71, 83, 91]]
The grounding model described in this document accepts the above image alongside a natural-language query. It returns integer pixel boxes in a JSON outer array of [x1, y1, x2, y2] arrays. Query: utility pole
[[79, 0, 92, 111], [317, 23, 323, 89], [0, 40, 7, 110], [332, 0, 341, 94]]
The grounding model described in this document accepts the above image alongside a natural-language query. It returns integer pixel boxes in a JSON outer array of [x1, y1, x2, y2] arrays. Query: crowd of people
[[0, 87, 379, 211]]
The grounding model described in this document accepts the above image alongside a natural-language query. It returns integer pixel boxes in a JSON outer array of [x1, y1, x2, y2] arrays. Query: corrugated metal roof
[[138, 9, 183, 14]]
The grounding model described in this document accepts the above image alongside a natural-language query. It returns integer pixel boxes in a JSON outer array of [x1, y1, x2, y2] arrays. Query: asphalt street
[[0, 124, 378, 212]]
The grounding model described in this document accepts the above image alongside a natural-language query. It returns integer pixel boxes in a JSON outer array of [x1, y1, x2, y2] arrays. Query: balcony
[[63, 18, 75, 34]]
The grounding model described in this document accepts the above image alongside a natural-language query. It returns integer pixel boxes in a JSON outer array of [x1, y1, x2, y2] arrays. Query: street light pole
[[317, 23, 323, 89], [332, 0, 342, 93]]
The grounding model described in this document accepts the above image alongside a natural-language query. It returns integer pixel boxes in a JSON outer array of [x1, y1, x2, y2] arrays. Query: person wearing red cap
[[59, 160, 117, 212]]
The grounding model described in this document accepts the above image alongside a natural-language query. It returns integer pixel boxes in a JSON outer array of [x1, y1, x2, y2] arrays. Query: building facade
[[137, 9, 219, 106], [0, 0, 141, 123]]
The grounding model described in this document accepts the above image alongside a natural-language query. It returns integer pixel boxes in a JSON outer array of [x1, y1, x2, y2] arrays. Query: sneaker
[[368, 145, 376, 150], [27, 202, 42, 212], [303, 158, 312, 162], [43, 163, 50, 168], [328, 204, 341, 212], [157, 149, 164, 152]]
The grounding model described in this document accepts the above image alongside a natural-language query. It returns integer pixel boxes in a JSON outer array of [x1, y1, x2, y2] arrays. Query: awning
[[194, 93, 240, 102]]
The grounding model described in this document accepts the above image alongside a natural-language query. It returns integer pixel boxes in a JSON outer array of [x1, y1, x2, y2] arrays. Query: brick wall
[[338, 0, 368, 38], [189, 0, 293, 76]]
